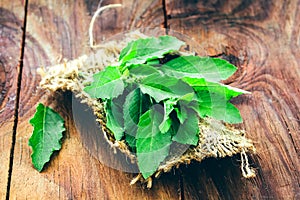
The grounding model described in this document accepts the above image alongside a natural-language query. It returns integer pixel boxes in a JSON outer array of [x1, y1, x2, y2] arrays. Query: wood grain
[[1, 0, 300, 199], [7, 0, 182, 199], [166, 0, 300, 199], [0, 1, 25, 198]]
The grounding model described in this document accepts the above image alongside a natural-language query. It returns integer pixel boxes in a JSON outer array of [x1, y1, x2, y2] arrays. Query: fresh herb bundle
[[29, 35, 251, 181], [81, 36, 248, 179]]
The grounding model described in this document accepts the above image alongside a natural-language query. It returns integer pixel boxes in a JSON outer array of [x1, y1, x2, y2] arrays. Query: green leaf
[[123, 88, 151, 140], [159, 118, 172, 134], [119, 36, 185, 67], [84, 66, 124, 99], [139, 74, 193, 102], [125, 134, 136, 152], [189, 88, 243, 123], [136, 106, 172, 179], [174, 104, 189, 124], [105, 98, 125, 141], [159, 99, 177, 133], [146, 59, 160, 65], [172, 110, 199, 146], [128, 64, 161, 78], [179, 92, 195, 102], [173, 93, 196, 124], [191, 101, 242, 123], [28, 103, 65, 172], [160, 56, 237, 81], [221, 103, 243, 123], [179, 77, 246, 123], [182, 77, 249, 100]]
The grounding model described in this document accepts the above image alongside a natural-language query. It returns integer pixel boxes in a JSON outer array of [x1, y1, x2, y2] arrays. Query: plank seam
[[5, 0, 29, 199], [162, 0, 169, 34], [178, 169, 185, 200]]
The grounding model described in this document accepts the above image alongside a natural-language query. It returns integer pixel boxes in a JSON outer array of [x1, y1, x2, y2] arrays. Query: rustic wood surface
[[0, 0, 25, 198], [1, 0, 299, 199]]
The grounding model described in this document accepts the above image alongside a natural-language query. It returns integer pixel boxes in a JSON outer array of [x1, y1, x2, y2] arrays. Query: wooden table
[[1, 0, 299, 199]]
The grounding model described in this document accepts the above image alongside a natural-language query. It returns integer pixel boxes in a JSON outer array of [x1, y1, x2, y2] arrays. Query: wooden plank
[[0, 1, 25, 198], [166, 0, 300, 199], [8, 0, 183, 199]]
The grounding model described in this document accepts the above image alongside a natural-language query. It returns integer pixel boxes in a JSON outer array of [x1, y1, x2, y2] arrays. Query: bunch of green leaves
[[83, 35, 248, 179]]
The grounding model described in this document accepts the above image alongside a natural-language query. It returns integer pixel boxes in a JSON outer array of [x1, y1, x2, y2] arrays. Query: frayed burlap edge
[[37, 31, 256, 188]]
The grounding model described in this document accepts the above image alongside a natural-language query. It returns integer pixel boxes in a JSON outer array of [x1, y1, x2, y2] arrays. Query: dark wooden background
[[0, 0, 299, 199]]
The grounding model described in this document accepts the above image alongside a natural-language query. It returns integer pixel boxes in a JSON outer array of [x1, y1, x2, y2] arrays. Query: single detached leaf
[[160, 56, 237, 82], [84, 66, 124, 99], [172, 110, 199, 146], [123, 88, 151, 140], [136, 106, 172, 179], [139, 74, 193, 102], [119, 36, 185, 67], [28, 103, 65, 172]]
